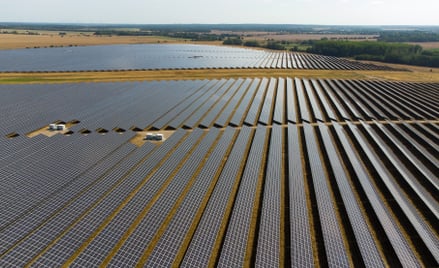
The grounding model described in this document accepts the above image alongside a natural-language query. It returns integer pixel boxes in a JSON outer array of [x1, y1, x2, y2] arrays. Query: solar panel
[[272, 78, 285, 125], [184, 79, 234, 128], [71, 129, 203, 267], [330, 79, 366, 120], [0, 77, 437, 267], [302, 123, 350, 267], [295, 78, 311, 123], [310, 79, 337, 121], [255, 124, 282, 267], [181, 127, 254, 267], [318, 123, 384, 267], [287, 124, 314, 267], [143, 127, 237, 267], [151, 80, 210, 129], [217, 126, 268, 267], [361, 121, 439, 219], [25, 143, 155, 267], [104, 128, 221, 267], [346, 123, 420, 267], [2, 131, 182, 266], [303, 79, 324, 122], [0, 142, 138, 255], [244, 78, 269, 126], [258, 78, 277, 125], [317, 79, 351, 121], [199, 79, 243, 128], [229, 78, 261, 126], [286, 77, 298, 123], [215, 78, 251, 127], [166, 80, 222, 129]]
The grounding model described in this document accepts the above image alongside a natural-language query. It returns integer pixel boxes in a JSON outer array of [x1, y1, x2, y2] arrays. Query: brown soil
[[2, 68, 439, 84], [407, 42, 439, 49], [27, 125, 70, 138], [0, 33, 221, 50]]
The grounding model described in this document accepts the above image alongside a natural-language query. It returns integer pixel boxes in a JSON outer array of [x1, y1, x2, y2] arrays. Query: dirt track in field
[[1, 68, 439, 84]]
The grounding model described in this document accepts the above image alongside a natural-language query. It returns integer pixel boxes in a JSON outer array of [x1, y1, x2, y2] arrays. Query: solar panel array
[[0, 44, 394, 72], [0, 77, 438, 267]]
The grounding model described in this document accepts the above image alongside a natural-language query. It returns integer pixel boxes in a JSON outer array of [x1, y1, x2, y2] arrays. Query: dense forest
[[378, 31, 439, 42], [223, 38, 289, 50], [223, 38, 297, 50], [94, 30, 231, 41], [307, 40, 439, 67]]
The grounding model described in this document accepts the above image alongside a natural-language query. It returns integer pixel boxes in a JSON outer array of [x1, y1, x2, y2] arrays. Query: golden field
[[0, 33, 222, 50], [0, 68, 438, 84]]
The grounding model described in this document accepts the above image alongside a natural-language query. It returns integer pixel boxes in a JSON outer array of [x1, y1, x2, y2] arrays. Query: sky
[[1, 0, 438, 25]]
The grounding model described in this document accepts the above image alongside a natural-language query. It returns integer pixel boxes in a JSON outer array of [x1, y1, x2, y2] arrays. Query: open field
[[407, 42, 439, 49], [0, 32, 378, 51], [2, 31, 438, 53], [1, 67, 439, 84], [0, 33, 221, 50]]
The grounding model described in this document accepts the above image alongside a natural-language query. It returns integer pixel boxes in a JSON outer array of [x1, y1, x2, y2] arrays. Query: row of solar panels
[[0, 120, 437, 267], [0, 43, 393, 72], [1, 78, 438, 138]]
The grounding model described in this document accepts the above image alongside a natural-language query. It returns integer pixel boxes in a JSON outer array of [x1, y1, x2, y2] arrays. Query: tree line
[[223, 38, 295, 50], [94, 30, 235, 41], [378, 31, 439, 42], [307, 40, 439, 67]]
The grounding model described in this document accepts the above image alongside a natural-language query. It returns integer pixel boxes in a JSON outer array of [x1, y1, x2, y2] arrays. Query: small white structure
[[145, 133, 164, 141], [154, 134, 164, 141], [145, 133, 154, 140], [49, 124, 66, 131], [56, 124, 66, 131]]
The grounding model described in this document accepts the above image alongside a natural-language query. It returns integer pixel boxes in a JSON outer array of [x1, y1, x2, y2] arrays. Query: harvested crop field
[[2, 67, 439, 84], [0, 33, 194, 50], [407, 42, 439, 49], [0, 78, 437, 267]]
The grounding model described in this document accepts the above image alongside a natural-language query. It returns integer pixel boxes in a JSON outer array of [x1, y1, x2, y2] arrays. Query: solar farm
[[0, 44, 393, 72], [0, 67, 438, 267]]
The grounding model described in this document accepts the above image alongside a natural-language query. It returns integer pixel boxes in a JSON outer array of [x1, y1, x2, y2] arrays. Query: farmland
[[0, 32, 196, 50], [0, 77, 437, 267]]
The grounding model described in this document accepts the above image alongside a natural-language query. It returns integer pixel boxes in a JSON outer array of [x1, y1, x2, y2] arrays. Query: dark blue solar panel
[[181, 127, 253, 267]]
